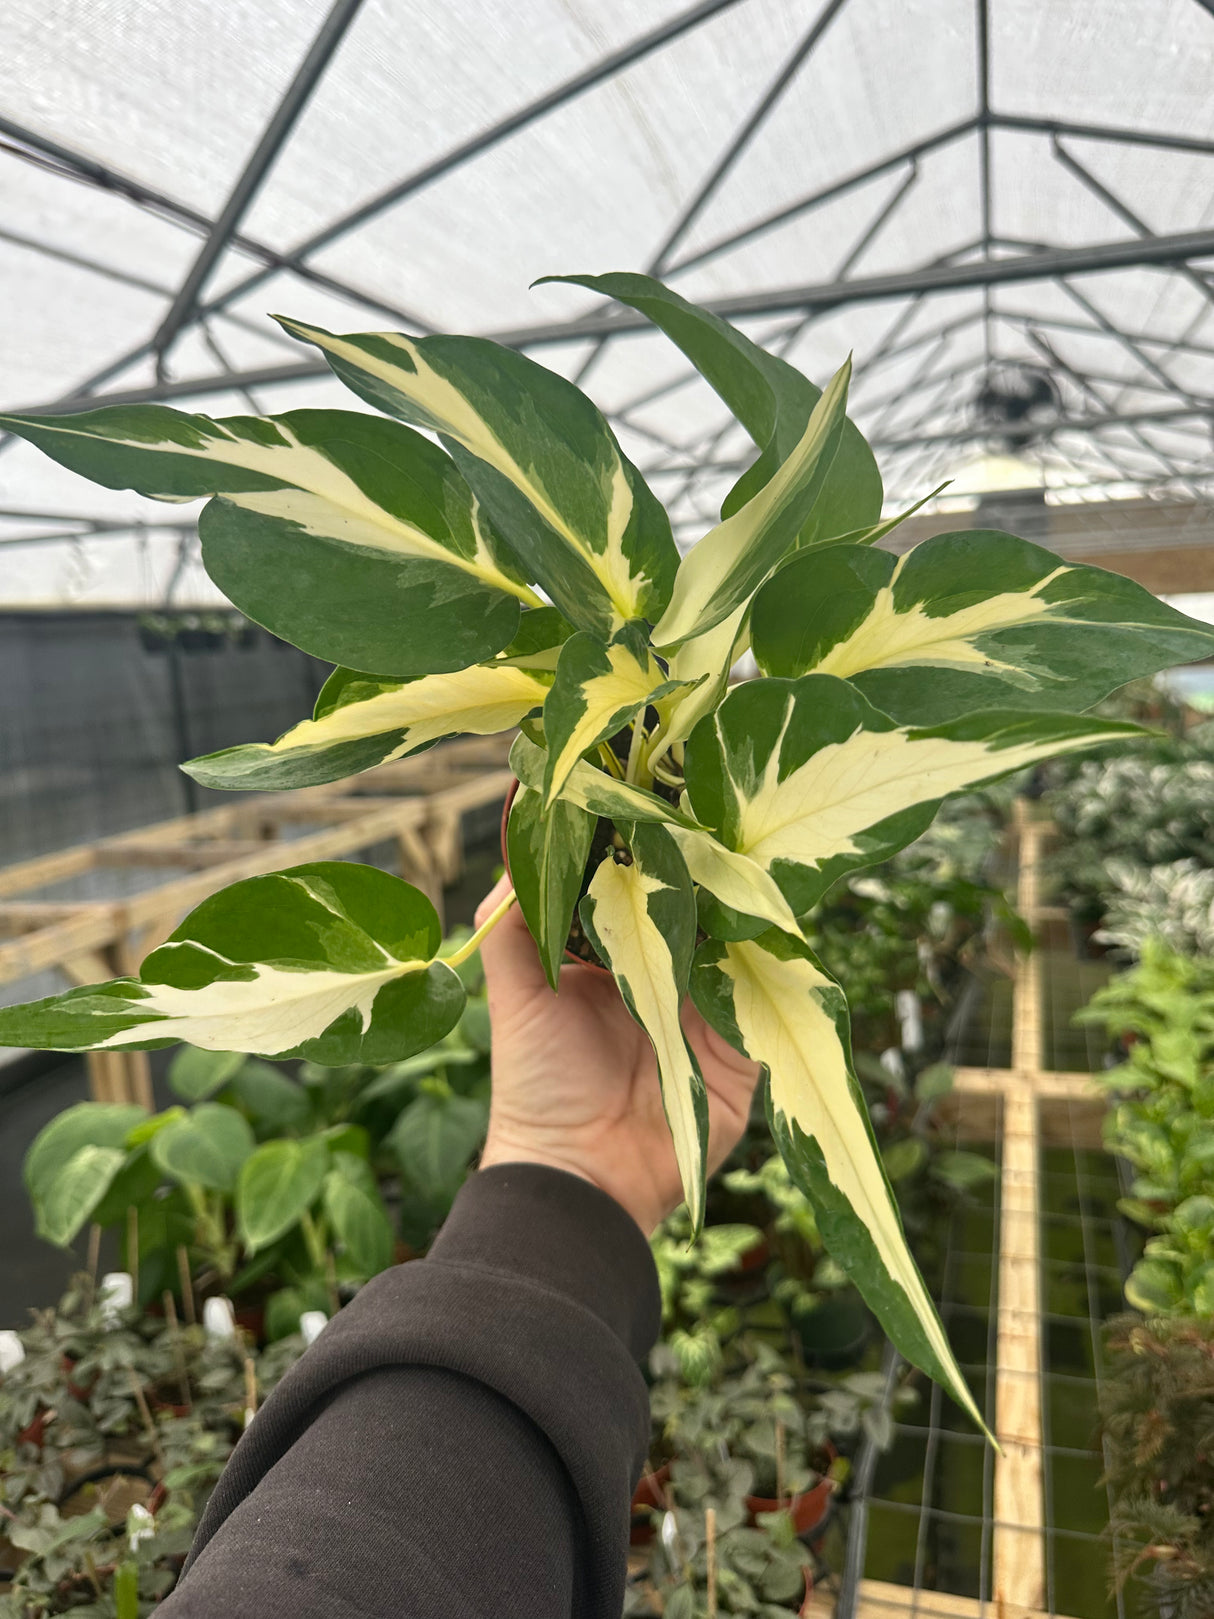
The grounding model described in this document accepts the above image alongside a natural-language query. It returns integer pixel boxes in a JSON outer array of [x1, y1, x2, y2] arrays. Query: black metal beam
[[875, 405, 1213, 450], [152, 0, 367, 359], [991, 112, 1214, 157], [192, 0, 746, 328], [975, 0, 993, 367]]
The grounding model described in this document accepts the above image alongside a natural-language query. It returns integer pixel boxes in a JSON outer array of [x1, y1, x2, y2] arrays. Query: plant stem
[[624, 716, 647, 784], [445, 887, 516, 966], [597, 743, 625, 779], [299, 1209, 327, 1273]]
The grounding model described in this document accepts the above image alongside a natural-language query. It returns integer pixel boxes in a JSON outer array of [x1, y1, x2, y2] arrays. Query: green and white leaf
[[684, 674, 1142, 914], [651, 358, 853, 652], [648, 603, 750, 764], [277, 318, 678, 637], [579, 822, 708, 1228], [509, 733, 797, 934], [186, 661, 550, 792], [0, 406, 533, 676], [542, 622, 687, 806], [506, 783, 595, 989], [690, 927, 985, 1430], [542, 273, 882, 540], [0, 862, 465, 1064], [751, 531, 1214, 724]]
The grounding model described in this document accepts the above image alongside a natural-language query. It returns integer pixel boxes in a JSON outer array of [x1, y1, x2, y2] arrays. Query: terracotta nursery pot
[[499, 778, 612, 975], [744, 1471, 836, 1538]]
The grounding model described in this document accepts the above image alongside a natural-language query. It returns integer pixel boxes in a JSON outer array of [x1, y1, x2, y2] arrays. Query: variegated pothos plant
[[3, 273, 1212, 1430]]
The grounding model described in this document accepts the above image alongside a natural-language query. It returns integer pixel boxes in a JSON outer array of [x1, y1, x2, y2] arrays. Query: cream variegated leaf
[[0, 864, 464, 1064], [187, 663, 550, 792], [751, 531, 1214, 724], [651, 357, 853, 652], [277, 318, 678, 638], [579, 823, 708, 1228], [684, 674, 1142, 915], [0, 405, 533, 676], [542, 622, 689, 807], [508, 735, 799, 935], [691, 928, 987, 1430]]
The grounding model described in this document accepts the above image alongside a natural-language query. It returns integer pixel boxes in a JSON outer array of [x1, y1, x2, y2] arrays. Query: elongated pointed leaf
[[238, 1136, 330, 1253], [0, 407, 530, 676], [542, 273, 881, 537], [542, 622, 686, 806], [277, 318, 679, 637], [0, 862, 465, 1063], [509, 733, 797, 934], [752, 530, 1214, 723], [684, 674, 1142, 914], [579, 823, 708, 1227], [187, 662, 550, 791], [690, 927, 985, 1430], [652, 359, 853, 652], [650, 603, 750, 762], [506, 783, 595, 989]]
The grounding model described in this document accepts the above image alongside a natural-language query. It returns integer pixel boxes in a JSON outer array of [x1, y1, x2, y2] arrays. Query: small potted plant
[[2, 270, 1210, 1427]]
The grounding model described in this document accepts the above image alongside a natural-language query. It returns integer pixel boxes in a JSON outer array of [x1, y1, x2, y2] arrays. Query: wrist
[[478, 1136, 659, 1235]]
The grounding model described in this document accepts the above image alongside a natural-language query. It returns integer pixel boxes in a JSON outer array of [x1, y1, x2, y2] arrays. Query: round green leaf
[[389, 1091, 488, 1202], [150, 1103, 255, 1192], [323, 1163, 395, 1277], [168, 1046, 246, 1102], [228, 1060, 311, 1133], [38, 1145, 127, 1247], [237, 1137, 330, 1253], [24, 1102, 145, 1207]]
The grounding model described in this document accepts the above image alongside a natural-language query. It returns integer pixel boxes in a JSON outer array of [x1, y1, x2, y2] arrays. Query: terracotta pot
[[499, 778, 611, 976], [745, 1473, 835, 1537], [629, 1462, 671, 1545]]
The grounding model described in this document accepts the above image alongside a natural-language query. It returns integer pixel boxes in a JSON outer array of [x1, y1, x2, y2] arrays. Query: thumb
[[475, 874, 550, 1002]]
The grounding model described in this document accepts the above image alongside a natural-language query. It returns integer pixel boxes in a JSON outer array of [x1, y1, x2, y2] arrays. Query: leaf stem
[[597, 743, 625, 779], [445, 887, 517, 967], [624, 716, 647, 784]]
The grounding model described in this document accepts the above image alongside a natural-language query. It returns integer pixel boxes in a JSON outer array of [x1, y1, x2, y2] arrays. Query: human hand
[[475, 873, 761, 1235]]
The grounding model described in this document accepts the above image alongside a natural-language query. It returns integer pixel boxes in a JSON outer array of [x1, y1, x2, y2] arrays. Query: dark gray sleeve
[[159, 1164, 662, 1619]]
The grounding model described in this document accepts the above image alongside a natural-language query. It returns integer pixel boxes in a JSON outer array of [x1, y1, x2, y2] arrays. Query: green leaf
[[237, 1136, 330, 1252], [185, 661, 550, 792], [228, 1060, 311, 1132], [1124, 1256, 1183, 1312], [150, 1103, 255, 1192], [541, 621, 685, 806], [579, 822, 708, 1228], [323, 1155, 395, 1275], [276, 318, 679, 636], [0, 406, 530, 675], [651, 357, 853, 651], [542, 273, 882, 540], [24, 1101, 145, 1208], [496, 605, 575, 670], [0, 861, 465, 1064], [89, 1144, 164, 1229], [168, 1045, 246, 1102], [389, 1090, 488, 1202], [690, 926, 986, 1431], [683, 674, 1143, 914], [37, 1145, 128, 1246], [750, 531, 1214, 723], [506, 783, 595, 989]]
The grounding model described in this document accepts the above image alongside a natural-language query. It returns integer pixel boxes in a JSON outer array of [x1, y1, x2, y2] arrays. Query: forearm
[[161, 1165, 661, 1619]]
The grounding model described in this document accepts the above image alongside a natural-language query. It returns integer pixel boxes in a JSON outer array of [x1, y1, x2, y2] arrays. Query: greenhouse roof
[[2, 0, 1214, 604]]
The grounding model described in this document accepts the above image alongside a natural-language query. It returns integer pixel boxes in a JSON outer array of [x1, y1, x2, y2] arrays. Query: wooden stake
[[162, 1291, 191, 1410], [126, 1367, 165, 1472], [126, 1206, 139, 1304], [705, 1506, 718, 1619], [176, 1245, 196, 1326], [243, 1356, 258, 1428], [85, 1223, 102, 1306], [775, 1418, 787, 1507]]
